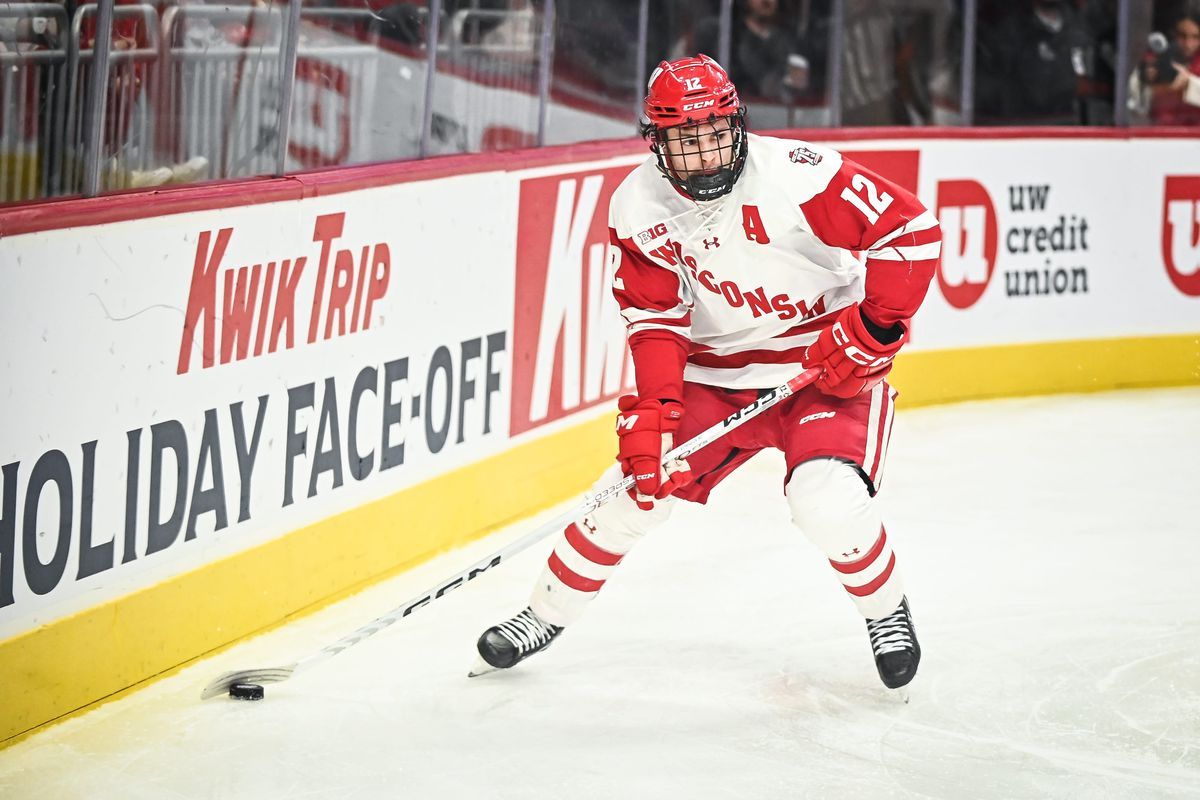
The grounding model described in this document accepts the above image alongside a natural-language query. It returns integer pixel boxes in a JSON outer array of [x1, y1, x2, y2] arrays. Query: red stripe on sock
[[548, 552, 605, 593], [564, 523, 624, 567], [844, 552, 897, 597], [829, 527, 888, 575]]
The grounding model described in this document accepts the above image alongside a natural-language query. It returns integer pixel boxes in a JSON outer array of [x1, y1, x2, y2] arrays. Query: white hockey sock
[[530, 463, 673, 627], [530, 519, 627, 627], [828, 525, 905, 620], [787, 458, 905, 620]]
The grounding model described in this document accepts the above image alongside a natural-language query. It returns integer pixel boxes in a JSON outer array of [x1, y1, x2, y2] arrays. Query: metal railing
[[69, 2, 159, 193], [0, 3, 69, 201], [159, 3, 288, 181], [0, 0, 1166, 205]]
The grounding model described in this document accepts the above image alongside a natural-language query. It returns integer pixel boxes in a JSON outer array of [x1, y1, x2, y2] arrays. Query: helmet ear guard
[[641, 55, 749, 201]]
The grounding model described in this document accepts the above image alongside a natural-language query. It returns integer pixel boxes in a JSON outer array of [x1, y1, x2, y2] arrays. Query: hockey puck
[[229, 683, 264, 701]]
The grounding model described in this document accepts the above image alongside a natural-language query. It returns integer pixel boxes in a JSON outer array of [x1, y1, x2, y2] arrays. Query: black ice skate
[[469, 607, 563, 677], [865, 596, 921, 700]]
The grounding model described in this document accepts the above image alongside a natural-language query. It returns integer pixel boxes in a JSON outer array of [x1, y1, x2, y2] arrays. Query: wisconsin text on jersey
[[606, 131, 941, 391]]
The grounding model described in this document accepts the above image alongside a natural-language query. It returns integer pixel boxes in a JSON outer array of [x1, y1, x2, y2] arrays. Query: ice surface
[[2, 388, 1198, 799]]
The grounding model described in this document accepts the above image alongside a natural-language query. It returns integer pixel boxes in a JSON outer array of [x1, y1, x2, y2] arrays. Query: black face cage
[[642, 108, 748, 201]]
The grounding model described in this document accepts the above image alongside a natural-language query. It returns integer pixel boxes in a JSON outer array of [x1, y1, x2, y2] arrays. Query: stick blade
[[200, 665, 297, 699]]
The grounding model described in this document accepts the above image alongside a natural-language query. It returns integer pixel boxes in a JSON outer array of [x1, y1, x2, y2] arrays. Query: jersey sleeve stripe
[[620, 305, 690, 326], [867, 210, 940, 250], [621, 305, 690, 323], [628, 320, 694, 337], [868, 242, 942, 261]]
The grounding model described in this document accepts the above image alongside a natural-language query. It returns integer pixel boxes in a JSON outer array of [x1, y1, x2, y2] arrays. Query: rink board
[[0, 129, 1197, 745]]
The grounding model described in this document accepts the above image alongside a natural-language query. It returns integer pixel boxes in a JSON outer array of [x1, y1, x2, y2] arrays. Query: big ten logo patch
[[935, 179, 998, 309], [511, 167, 638, 435], [1163, 176, 1200, 297], [288, 58, 351, 168]]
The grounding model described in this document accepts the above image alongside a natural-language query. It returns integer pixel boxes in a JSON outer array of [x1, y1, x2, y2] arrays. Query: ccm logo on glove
[[805, 303, 905, 399]]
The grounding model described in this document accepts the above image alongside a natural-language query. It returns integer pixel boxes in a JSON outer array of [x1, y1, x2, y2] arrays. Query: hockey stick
[[200, 366, 823, 699]]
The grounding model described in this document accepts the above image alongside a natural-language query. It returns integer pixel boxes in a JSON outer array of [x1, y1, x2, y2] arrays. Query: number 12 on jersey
[[840, 174, 893, 224]]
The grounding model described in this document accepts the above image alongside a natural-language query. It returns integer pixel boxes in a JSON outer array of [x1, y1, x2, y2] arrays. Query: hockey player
[[474, 55, 939, 693]]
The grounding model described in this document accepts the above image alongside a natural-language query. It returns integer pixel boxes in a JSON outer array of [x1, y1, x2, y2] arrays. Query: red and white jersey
[[608, 133, 941, 395]]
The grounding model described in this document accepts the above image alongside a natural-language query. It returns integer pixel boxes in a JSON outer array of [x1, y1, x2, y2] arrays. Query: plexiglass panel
[[543, 0, 644, 144], [715, 0, 833, 130], [0, 1, 73, 200], [974, 0, 1119, 126], [156, 1, 289, 183], [0, 0, 1187, 206], [422, 0, 543, 155], [838, 0, 962, 127], [1125, 0, 1199, 126], [294, 0, 429, 165]]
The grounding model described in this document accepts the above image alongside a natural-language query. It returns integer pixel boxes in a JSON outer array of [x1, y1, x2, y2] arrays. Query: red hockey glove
[[615, 395, 693, 510], [805, 303, 905, 399]]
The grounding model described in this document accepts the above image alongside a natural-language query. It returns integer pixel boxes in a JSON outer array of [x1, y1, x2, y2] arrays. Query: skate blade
[[892, 686, 911, 704], [467, 656, 501, 678]]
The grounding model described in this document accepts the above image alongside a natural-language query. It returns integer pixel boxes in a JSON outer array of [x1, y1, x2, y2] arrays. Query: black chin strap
[[684, 168, 737, 200], [648, 109, 748, 202]]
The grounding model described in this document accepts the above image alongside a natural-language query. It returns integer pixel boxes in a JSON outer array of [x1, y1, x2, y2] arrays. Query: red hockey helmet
[[641, 54, 748, 200]]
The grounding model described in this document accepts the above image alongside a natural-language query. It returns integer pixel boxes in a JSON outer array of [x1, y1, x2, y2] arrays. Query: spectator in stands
[[1077, 0, 1118, 124], [373, 1, 428, 47], [690, 0, 813, 102], [1129, 10, 1200, 125], [838, 2, 903, 125], [0, 8, 64, 201], [478, 0, 537, 52], [0, 11, 58, 54], [975, 0, 1097, 124]]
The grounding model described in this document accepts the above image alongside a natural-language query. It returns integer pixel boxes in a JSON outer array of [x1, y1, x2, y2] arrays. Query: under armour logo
[[703, 237, 720, 249], [842, 548, 860, 558]]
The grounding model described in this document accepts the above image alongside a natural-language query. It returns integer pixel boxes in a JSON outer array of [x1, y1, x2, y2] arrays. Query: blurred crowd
[[527, 0, 1200, 128], [975, 0, 1200, 125], [1, 0, 1197, 205], [4, 0, 1199, 128], [1128, 3, 1200, 124]]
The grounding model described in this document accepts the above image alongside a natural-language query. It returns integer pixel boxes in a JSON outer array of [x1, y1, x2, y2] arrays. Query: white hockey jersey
[[607, 133, 941, 396]]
